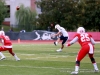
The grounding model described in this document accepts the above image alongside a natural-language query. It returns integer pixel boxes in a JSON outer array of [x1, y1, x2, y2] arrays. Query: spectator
[[9, 27, 13, 32]]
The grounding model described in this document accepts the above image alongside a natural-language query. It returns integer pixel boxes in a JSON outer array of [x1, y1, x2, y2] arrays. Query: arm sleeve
[[69, 36, 78, 45], [90, 38, 96, 45]]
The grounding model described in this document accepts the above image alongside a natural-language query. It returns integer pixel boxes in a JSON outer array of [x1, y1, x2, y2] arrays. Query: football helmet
[[0, 31, 5, 36], [55, 24, 61, 29], [77, 27, 85, 34]]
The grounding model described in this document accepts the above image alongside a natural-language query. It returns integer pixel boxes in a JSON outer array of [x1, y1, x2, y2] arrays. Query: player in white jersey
[[51, 24, 69, 52]]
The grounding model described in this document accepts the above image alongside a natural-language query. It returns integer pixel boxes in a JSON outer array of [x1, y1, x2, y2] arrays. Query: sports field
[[0, 41, 100, 75]]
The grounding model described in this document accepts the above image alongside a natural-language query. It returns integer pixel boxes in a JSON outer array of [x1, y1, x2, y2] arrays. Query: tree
[[0, 0, 8, 29], [35, 0, 84, 31], [35, 0, 100, 31], [15, 4, 37, 32], [78, 0, 100, 31]]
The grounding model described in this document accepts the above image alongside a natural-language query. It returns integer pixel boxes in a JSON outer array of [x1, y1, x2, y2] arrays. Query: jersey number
[[81, 34, 90, 42]]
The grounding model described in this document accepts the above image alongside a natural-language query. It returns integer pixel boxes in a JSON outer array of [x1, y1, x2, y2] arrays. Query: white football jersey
[[57, 27, 69, 37]]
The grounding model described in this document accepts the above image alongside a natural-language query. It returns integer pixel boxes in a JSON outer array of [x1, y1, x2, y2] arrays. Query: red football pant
[[0, 46, 15, 56], [76, 44, 94, 61]]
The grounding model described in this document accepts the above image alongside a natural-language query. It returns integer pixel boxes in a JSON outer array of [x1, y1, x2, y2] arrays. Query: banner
[[5, 31, 100, 41], [6, 30, 58, 40]]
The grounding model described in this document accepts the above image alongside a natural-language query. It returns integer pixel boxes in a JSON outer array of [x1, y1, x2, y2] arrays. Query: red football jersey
[[74, 33, 92, 46], [0, 35, 12, 46]]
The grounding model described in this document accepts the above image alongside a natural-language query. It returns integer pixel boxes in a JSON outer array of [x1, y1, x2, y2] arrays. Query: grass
[[0, 42, 100, 75]]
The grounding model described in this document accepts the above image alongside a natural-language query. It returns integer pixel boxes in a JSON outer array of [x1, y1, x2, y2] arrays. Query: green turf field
[[0, 43, 100, 75]]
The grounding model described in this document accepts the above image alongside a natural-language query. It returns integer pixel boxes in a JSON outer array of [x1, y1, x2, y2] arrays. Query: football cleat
[[56, 49, 62, 52], [0, 57, 6, 60], [16, 58, 20, 61], [71, 71, 78, 75], [94, 69, 99, 73], [54, 42, 57, 46]]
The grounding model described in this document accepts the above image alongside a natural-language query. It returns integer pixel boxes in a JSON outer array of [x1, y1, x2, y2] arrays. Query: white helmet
[[55, 24, 61, 29], [77, 27, 85, 34], [0, 31, 5, 36]]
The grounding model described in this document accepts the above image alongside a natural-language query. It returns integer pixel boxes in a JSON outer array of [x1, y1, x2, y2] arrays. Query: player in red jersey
[[66, 27, 99, 74], [0, 31, 20, 61]]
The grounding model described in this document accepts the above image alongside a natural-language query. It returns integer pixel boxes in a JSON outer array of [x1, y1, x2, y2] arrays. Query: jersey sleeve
[[90, 37, 96, 45], [69, 36, 78, 45], [58, 28, 61, 32], [73, 33, 79, 38], [88, 34, 95, 45], [88, 34, 92, 37], [68, 33, 79, 45]]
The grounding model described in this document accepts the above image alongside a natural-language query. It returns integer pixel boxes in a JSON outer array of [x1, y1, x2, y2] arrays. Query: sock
[[14, 54, 18, 59], [93, 63, 99, 70], [56, 42, 58, 45], [0, 52, 5, 57], [75, 66, 79, 72]]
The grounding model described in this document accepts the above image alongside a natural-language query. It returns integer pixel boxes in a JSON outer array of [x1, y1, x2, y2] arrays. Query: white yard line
[[0, 64, 97, 73], [0, 64, 72, 69]]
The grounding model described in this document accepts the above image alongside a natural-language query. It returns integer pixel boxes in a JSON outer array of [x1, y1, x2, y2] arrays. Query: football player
[[52, 24, 69, 52], [66, 27, 99, 74], [0, 31, 20, 61]]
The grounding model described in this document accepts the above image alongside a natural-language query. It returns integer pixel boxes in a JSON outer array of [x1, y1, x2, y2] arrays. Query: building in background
[[3, 0, 41, 27]]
